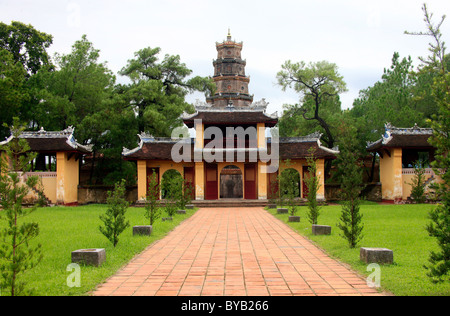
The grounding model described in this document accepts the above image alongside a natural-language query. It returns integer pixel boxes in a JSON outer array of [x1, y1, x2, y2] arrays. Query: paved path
[[93, 208, 383, 296]]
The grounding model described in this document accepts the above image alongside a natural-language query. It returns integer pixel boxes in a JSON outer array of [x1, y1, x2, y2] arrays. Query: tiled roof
[[367, 123, 434, 151], [123, 132, 339, 161], [0, 127, 92, 154], [182, 107, 278, 128]]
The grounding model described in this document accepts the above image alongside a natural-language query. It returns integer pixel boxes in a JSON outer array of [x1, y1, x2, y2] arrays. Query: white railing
[[23, 172, 57, 179], [402, 168, 435, 176]]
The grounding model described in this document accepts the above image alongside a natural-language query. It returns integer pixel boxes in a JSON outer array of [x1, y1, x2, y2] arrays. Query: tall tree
[[336, 123, 364, 248], [350, 52, 425, 145], [119, 47, 214, 136], [0, 118, 43, 296], [277, 60, 347, 150], [406, 3, 449, 283], [35, 35, 115, 137], [0, 21, 53, 76], [0, 22, 53, 137], [0, 49, 29, 139]]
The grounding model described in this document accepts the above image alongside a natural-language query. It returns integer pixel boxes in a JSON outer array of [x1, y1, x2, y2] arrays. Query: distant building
[[123, 32, 338, 204], [0, 127, 91, 205], [367, 123, 441, 202]]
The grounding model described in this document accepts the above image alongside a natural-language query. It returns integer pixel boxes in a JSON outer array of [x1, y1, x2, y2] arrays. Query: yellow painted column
[[137, 160, 147, 201], [195, 121, 204, 149], [392, 148, 403, 202], [379, 148, 403, 201], [56, 152, 65, 204], [56, 152, 79, 205], [316, 158, 325, 200], [195, 162, 204, 200], [258, 162, 268, 200], [257, 123, 266, 148]]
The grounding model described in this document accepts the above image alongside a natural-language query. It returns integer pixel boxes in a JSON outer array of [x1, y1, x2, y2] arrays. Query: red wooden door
[[184, 167, 195, 200], [244, 164, 257, 200], [205, 164, 218, 200], [147, 168, 160, 200]]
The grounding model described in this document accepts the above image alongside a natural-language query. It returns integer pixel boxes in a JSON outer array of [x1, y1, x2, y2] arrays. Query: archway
[[280, 168, 301, 199], [220, 165, 243, 199], [161, 169, 183, 200]]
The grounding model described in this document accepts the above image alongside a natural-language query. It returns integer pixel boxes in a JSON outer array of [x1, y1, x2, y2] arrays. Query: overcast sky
[[1, 0, 449, 115]]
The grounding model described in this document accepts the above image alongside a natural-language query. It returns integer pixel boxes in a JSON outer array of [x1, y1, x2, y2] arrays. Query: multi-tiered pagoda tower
[[206, 30, 253, 108]]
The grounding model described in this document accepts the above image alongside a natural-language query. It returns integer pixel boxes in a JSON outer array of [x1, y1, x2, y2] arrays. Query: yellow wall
[[137, 160, 147, 201], [316, 159, 325, 200], [379, 148, 403, 201], [278, 158, 325, 200], [258, 162, 268, 200], [195, 162, 204, 200], [56, 152, 79, 204], [257, 123, 265, 149]]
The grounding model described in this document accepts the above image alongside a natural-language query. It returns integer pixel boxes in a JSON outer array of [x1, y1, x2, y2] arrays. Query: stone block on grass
[[176, 210, 186, 214], [186, 205, 194, 209], [268, 204, 277, 209], [133, 226, 153, 236], [277, 208, 288, 214], [288, 216, 301, 222], [312, 225, 332, 235], [360, 247, 394, 265], [72, 249, 106, 267]]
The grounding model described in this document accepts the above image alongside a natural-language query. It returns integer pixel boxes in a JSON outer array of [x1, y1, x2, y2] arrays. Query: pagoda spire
[[206, 32, 253, 108]]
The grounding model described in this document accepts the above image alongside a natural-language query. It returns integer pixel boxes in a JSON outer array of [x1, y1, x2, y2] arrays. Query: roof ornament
[[227, 99, 235, 111], [227, 28, 232, 41]]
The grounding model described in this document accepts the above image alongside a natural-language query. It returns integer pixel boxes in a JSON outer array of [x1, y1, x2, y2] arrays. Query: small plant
[[179, 180, 193, 210], [99, 179, 130, 247], [279, 160, 300, 217], [268, 177, 279, 206], [407, 163, 427, 203], [305, 149, 321, 225], [336, 124, 364, 248], [0, 118, 42, 296], [144, 170, 161, 226]]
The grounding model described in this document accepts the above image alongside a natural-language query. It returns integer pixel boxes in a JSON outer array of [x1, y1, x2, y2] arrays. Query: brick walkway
[[92, 207, 383, 296]]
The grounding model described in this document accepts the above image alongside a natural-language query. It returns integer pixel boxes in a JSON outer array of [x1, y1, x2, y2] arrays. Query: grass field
[[268, 202, 450, 296], [0, 205, 197, 296], [1, 203, 449, 296]]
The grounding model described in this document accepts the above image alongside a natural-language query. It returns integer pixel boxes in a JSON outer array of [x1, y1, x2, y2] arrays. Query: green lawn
[[0, 204, 197, 296], [267, 203, 450, 296]]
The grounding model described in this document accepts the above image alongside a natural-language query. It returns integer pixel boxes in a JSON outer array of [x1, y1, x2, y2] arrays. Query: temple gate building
[[0, 127, 92, 205], [123, 32, 338, 204], [367, 123, 442, 202]]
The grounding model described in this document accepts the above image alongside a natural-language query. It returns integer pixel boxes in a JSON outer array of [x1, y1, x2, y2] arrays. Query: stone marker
[[133, 226, 153, 236], [177, 210, 186, 214], [360, 247, 394, 264], [288, 216, 301, 222], [72, 249, 106, 267], [268, 204, 277, 209], [162, 217, 173, 222], [186, 205, 194, 209], [277, 208, 288, 214], [312, 225, 332, 235]]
